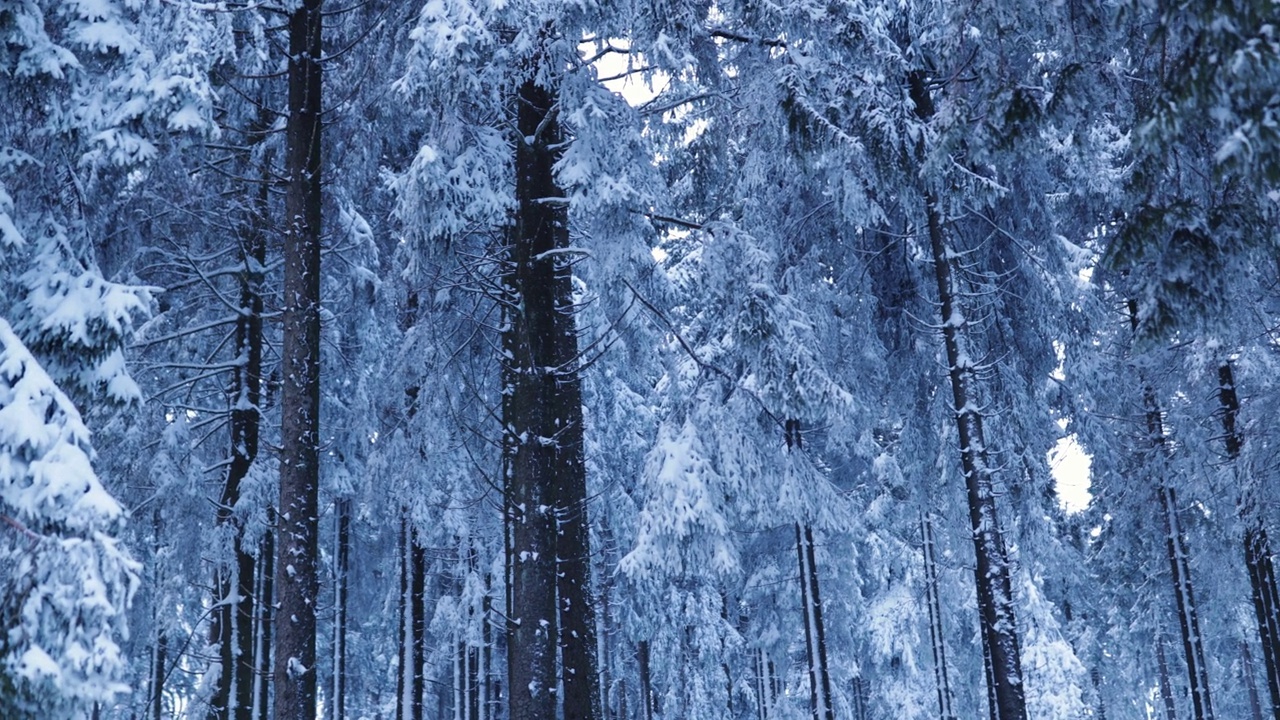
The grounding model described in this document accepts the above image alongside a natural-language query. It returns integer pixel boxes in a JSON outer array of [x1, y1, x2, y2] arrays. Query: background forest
[[1, 0, 1278, 719]]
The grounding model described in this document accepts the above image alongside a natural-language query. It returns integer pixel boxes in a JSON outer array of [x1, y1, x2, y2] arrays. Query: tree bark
[[332, 499, 350, 720], [209, 111, 270, 720], [273, 0, 323, 714], [412, 531, 427, 720], [503, 45, 600, 720], [1219, 362, 1280, 720], [922, 512, 958, 720], [255, 528, 274, 720], [1128, 301, 1213, 720], [1157, 636, 1178, 720], [638, 641, 654, 720], [909, 69, 1027, 720], [396, 517, 408, 720]]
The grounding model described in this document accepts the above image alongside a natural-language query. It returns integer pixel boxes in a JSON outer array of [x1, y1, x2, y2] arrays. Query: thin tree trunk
[[396, 517, 407, 720], [804, 526, 833, 720], [909, 69, 1027, 720], [922, 512, 958, 720], [411, 531, 426, 720], [255, 527, 274, 720], [795, 522, 819, 720], [333, 499, 350, 720], [210, 127, 269, 720], [1129, 301, 1213, 720], [503, 43, 600, 720], [1246, 641, 1266, 720], [1157, 636, 1178, 720], [273, 0, 323, 714], [638, 641, 654, 720], [153, 625, 167, 720], [1219, 361, 1280, 720], [483, 576, 493, 720]]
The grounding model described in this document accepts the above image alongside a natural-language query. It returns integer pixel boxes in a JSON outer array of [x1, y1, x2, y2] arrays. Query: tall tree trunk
[[503, 45, 600, 720], [1157, 636, 1178, 720], [922, 512, 958, 720], [1128, 301, 1213, 720], [1246, 641, 1266, 720], [255, 528, 274, 720], [332, 499, 350, 720], [1219, 361, 1280, 720], [804, 526, 833, 720], [795, 521, 819, 720], [638, 641, 654, 720], [483, 575, 493, 720], [396, 517, 408, 720], [412, 530, 427, 720], [153, 618, 167, 720], [909, 70, 1027, 720], [787, 420, 831, 720], [210, 120, 270, 720], [273, 0, 323, 714]]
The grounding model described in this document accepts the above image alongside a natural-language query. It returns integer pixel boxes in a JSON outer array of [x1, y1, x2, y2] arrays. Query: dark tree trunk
[[153, 625, 167, 720], [909, 70, 1027, 720], [273, 0, 323, 714], [795, 521, 819, 720], [787, 420, 831, 720], [1246, 641, 1266, 720], [922, 512, 958, 720], [503, 46, 600, 720], [210, 118, 270, 720], [1128, 300, 1213, 720], [483, 575, 493, 720], [1157, 637, 1178, 720], [638, 641, 654, 720], [333, 499, 350, 720], [396, 518, 407, 720], [1219, 362, 1280, 720], [255, 528, 274, 720], [804, 526, 833, 720], [411, 531, 427, 720]]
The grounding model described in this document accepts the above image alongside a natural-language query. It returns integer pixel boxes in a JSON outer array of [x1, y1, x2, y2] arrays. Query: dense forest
[[1, 0, 1278, 718]]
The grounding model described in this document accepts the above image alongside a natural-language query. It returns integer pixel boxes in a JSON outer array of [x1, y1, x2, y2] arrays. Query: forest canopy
[[0, 0, 1278, 719]]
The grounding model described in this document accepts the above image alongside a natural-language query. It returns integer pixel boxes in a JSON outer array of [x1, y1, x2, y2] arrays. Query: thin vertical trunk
[[1250, 527, 1280, 720], [787, 419, 830, 720], [922, 512, 958, 720], [454, 639, 464, 720], [755, 649, 768, 720], [333, 499, 350, 720], [909, 70, 1027, 720], [795, 522, 819, 720], [638, 641, 654, 720], [152, 506, 168, 720], [482, 576, 493, 720], [396, 518, 408, 720], [1219, 362, 1280, 720], [1129, 301, 1213, 720], [411, 532, 427, 720], [255, 528, 274, 720], [210, 127, 269, 720], [153, 626, 167, 720], [851, 676, 868, 720], [1157, 637, 1178, 720], [273, 0, 322, 715], [1246, 641, 1266, 720], [804, 526, 833, 720], [503, 43, 599, 720]]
